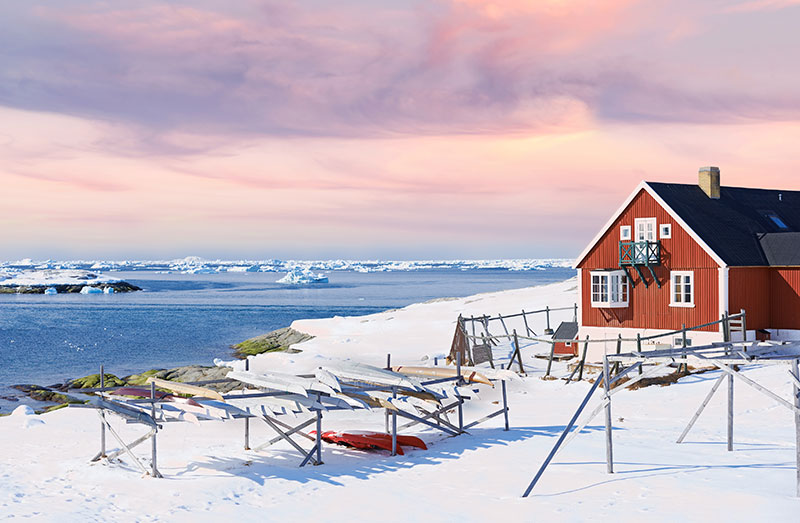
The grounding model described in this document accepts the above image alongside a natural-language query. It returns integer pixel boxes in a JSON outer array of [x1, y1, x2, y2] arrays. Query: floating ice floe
[[277, 267, 329, 284], [225, 265, 260, 273], [0, 269, 119, 287]]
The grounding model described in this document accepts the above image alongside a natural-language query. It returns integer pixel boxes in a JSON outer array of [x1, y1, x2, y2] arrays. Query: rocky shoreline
[[6, 327, 313, 413], [0, 281, 141, 294]]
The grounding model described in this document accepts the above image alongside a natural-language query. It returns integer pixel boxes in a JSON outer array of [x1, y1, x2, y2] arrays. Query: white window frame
[[670, 270, 695, 308], [635, 217, 657, 242], [660, 223, 672, 239], [620, 226, 632, 241], [673, 337, 692, 347], [590, 270, 629, 308]]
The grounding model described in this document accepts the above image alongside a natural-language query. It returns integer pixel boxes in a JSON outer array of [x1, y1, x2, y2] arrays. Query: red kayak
[[311, 431, 427, 455], [110, 387, 170, 399]]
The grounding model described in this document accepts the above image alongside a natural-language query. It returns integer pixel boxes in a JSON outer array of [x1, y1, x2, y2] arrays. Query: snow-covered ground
[[2, 278, 799, 521]]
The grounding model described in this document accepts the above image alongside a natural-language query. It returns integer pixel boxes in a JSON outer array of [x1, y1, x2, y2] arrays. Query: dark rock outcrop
[[232, 327, 313, 358]]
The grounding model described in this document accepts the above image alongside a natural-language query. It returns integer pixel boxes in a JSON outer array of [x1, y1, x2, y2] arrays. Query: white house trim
[[577, 268, 583, 330], [718, 266, 729, 333], [573, 181, 648, 269], [574, 181, 728, 269]]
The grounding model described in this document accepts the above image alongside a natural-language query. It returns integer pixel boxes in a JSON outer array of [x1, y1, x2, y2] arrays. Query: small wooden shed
[[552, 321, 579, 356]]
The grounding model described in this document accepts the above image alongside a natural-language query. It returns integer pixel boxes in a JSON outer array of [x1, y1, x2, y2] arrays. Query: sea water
[[0, 267, 575, 411]]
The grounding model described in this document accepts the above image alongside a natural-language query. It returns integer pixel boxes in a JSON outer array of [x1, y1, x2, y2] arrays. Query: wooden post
[[522, 371, 605, 497], [545, 341, 556, 377], [793, 358, 800, 497], [391, 387, 398, 456], [544, 306, 553, 335], [722, 313, 730, 344], [456, 351, 464, 433], [637, 334, 642, 376], [499, 314, 510, 337], [150, 381, 159, 478], [244, 358, 251, 450], [385, 353, 397, 435], [522, 310, 532, 337], [513, 330, 525, 375], [573, 303, 578, 323], [577, 336, 589, 381], [603, 354, 613, 474], [613, 335, 622, 376], [681, 324, 688, 374], [470, 316, 477, 341], [100, 365, 106, 459], [723, 314, 733, 451], [502, 380, 509, 431], [315, 406, 324, 465], [676, 373, 726, 444], [741, 309, 747, 347], [728, 370, 734, 452]]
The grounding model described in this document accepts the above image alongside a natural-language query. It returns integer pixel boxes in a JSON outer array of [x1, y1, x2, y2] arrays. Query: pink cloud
[[726, 0, 800, 11]]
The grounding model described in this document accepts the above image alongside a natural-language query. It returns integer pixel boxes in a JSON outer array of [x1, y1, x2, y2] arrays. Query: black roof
[[553, 321, 579, 340], [759, 233, 800, 266], [647, 182, 800, 266]]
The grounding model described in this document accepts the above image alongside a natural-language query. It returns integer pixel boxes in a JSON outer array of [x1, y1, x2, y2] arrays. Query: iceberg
[[103, 287, 115, 294], [79, 286, 103, 294], [44, 287, 58, 295], [277, 267, 329, 285]]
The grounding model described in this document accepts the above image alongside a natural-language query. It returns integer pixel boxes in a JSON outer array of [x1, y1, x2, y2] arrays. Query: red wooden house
[[574, 167, 800, 361]]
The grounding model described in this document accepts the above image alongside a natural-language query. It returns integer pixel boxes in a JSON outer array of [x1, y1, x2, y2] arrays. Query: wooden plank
[[146, 377, 224, 401], [603, 355, 613, 474], [676, 373, 726, 444], [522, 372, 605, 497]]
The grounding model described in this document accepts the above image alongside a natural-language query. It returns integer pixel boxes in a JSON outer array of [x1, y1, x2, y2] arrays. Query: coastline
[[0, 281, 142, 294], [5, 326, 313, 414]]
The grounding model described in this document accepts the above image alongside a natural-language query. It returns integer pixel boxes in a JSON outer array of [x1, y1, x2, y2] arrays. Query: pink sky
[[2, 0, 799, 260]]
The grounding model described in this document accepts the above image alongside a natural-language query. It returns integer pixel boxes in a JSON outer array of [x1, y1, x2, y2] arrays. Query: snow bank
[[9, 405, 45, 429], [228, 278, 578, 376]]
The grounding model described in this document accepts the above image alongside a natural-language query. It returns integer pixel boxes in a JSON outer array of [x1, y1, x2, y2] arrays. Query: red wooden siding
[[728, 267, 770, 330], [579, 189, 720, 332], [770, 269, 800, 329], [554, 341, 577, 355]]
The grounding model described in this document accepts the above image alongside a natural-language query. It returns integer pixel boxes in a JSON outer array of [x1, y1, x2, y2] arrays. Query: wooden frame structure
[[459, 306, 747, 380], [66, 354, 512, 478], [522, 338, 800, 497]]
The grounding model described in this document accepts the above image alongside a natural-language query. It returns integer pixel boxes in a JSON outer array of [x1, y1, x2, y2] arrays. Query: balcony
[[618, 241, 661, 288], [619, 240, 661, 267]]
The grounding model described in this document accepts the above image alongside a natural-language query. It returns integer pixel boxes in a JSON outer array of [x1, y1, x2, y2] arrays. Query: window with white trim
[[590, 270, 629, 308], [635, 218, 657, 242], [673, 337, 692, 347], [620, 226, 631, 241], [670, 271, 694, 307], [660, 223, 672, 239]]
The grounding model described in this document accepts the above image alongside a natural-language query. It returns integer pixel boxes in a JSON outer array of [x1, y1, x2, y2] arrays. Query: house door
[[634, 218, 657, 262]]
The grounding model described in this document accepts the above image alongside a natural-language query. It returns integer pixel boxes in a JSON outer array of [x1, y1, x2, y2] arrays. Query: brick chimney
[[699, 166, 720, 199]]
